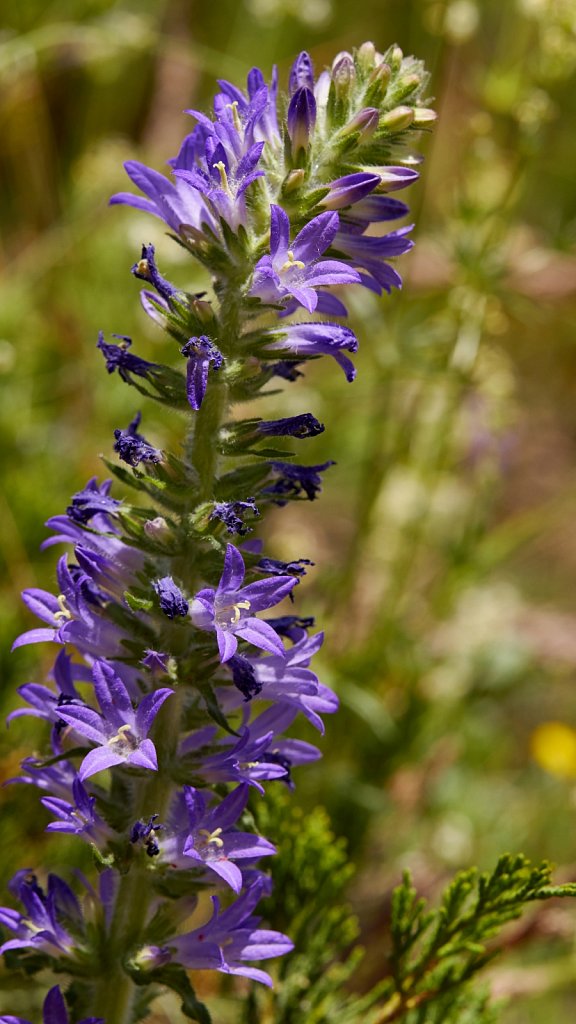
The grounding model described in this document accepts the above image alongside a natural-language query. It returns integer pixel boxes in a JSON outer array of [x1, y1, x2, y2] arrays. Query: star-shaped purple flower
[[142, 877, 293, 986], [250, 205, 359, 312], [156, 784, 275, 892], [55, 659, 173, 781], [190, 543, 295, 662]]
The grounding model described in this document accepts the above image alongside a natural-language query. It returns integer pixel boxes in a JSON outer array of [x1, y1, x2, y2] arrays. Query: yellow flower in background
[[531, 722, 576, 779]]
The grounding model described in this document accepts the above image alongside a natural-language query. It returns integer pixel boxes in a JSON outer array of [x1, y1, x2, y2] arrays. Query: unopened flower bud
[[287, 87, 316, 156], [320, 172, 380, 210], [356, 41, 377, 74], [376, 166, 420, 192], [395, 73, 423, 102], [341, 106, 380, 141], [380, 106, 414, 131], [282, 168, 306, 194], [144, 517, 171, 540], [191, 297, 214, 325], [365, 62, 391, 105], [289, 51, 314, 94], [388, 45, 404, 72], [331, 51, 356, 99], [412, 107, 438, 128]]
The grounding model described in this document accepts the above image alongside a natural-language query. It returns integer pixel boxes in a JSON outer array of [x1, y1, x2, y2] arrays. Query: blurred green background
[[2, 0, 576, 1019]]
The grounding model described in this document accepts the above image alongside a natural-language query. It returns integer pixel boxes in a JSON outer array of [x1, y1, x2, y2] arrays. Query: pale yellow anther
[[54, 594, 72, 623], [225, 100, 242, 132], [231, 599, 251, 624], [213, 160, 230, 192], [108, 723, 133, 746], [197, 827, 225, 849], [136, 259, 150, 277], [280, 249, 306, 273]]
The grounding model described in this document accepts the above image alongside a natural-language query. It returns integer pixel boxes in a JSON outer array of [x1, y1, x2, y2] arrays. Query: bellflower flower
[[0, 872, 82, 958], [190, 543, 296, 662], [142, 878, 293, 986], [55, 659, 173, 780], [250, 205, 359, 312], [154, 784, 275, 892], [262, 321, 359, 380]]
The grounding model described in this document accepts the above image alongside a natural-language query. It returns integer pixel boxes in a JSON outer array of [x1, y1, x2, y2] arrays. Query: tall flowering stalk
[[3, 43, 433, 1022]]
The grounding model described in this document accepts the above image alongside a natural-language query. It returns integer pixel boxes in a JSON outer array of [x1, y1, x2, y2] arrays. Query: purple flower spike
[[153, 576, 189, 619], [55, 659, 173, 781], [0, 984, 104, 1024], [191, 543, 296, 662], [265, 321, 359, 381], [320, 172, 381, 210], [251, 206, 359, 313], [113, 412, 162, 467], [289, 51, 314, 93], [287, 87, 316, 155], [97, 332, 158, 385], [181, 336, 223, 411], [144, 878, 293, 985]]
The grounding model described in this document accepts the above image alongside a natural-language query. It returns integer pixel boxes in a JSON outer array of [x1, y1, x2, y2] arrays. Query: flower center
[[196, 827, 225, 853], [280, 249, 306, 273], [54, 594, 72, 622], [216, 599, 251, 628], [108, 723, 137, 753], [213, 161, 231, 194], [225, 100, 242, 132]]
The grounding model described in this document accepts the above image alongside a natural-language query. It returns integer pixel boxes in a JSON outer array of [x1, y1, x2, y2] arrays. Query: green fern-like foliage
[[367, 853, 576, 1022], [244, 796, 575, 1024]]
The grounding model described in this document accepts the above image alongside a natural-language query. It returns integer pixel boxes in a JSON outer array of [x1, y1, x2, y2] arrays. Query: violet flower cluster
[[3, 42, 432, 1023]]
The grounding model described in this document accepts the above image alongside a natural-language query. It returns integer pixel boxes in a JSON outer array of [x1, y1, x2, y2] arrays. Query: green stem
[[89, 280, 244, 1022]]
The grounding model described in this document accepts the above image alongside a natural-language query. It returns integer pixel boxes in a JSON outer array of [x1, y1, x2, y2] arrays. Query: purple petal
[[216, 627, 239, 663], [269, 205, 290, 262], [127, 739, 158, 771], [235, 619, 286, 658], [240, 575, 297, 610], [219, 544, 246, 593], [78, 746, 125, 780], [292, 211, 339, 264], [135, 687, 174, 735]]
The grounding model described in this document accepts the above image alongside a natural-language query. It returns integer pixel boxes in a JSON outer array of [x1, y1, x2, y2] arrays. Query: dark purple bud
[[287, 88, 316, 155], [289, 51, 314, 94], [268, 360, 304, 381], [257, 557, 313, 579], [113, 413, 162, 467], [153, 577, 189, 619], [130, 814, 164, 857], [257, 414, 324, 439], [97, 331, 158, 383], [209, 499, 260, 536], [266, 461, 335, 503], [321, 172, 381, 211], [341, 107, 380, 141], [131, 243, 176, 302], [229, 654, 263, 701], [264, 615, 315, 638]]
